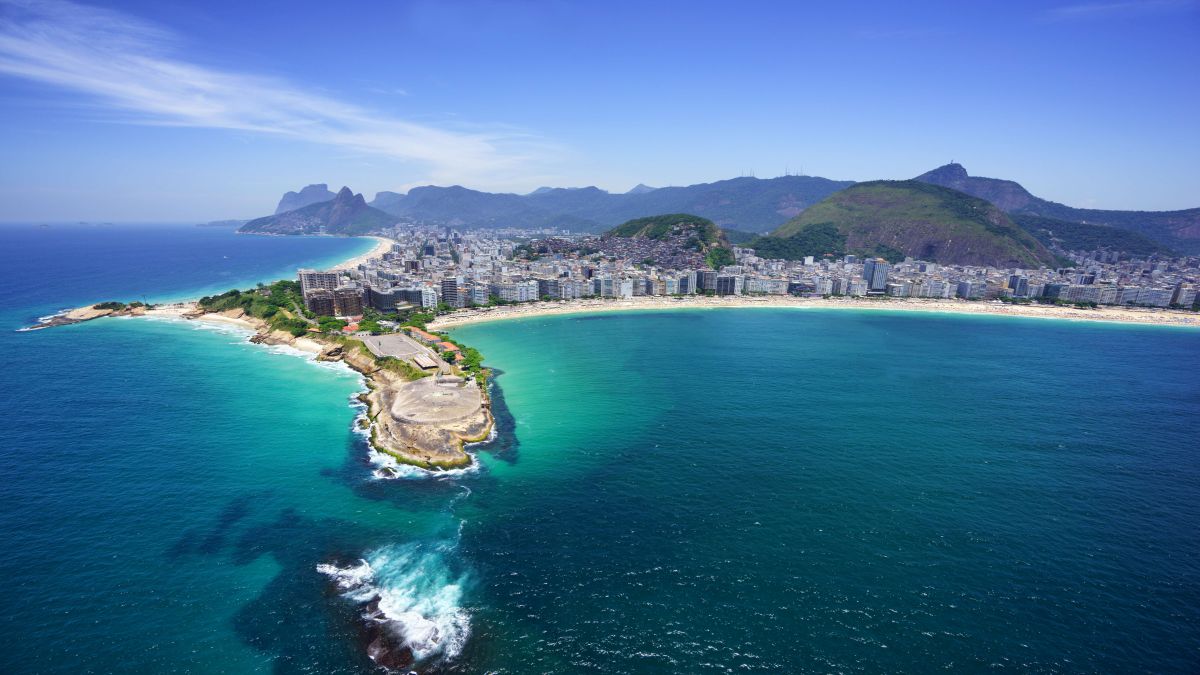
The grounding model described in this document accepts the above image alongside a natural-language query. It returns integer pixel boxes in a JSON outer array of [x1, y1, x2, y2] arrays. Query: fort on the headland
[[342, 329, 492, 470], [194, 298, 494, 471]]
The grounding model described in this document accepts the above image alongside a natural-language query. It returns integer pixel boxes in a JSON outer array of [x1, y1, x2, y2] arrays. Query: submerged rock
[[364, 622, 414, 671]]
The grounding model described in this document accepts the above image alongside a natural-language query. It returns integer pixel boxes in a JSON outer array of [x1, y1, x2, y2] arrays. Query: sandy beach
[[142, 303, 330, 353], [428, 295, 1200, 330], [331, 236, 395, 271]]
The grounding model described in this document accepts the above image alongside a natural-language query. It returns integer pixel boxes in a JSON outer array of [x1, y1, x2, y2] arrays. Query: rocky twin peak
[[243, 185, 395, 235], [334, 185, 363, 205], [328, 186, 370, 218]]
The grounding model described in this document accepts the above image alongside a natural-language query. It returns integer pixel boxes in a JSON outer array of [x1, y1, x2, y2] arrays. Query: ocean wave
[[317, 542, 471, 669], [151, 315, 359, 377], [144, 314, 252, 337], [466, 423, 499, 448], [349, 394, 372, 441], [258, 342, 348, 370], [34, 309, 69, 324], [367, 446, 481, 480]]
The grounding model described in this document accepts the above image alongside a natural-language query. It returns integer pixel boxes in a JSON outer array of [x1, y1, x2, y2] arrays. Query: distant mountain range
[[360, 175, 854, 233], [246, 165, 1198, 254], [245, 187, 395, 235], [914, 164, 1200, 253]]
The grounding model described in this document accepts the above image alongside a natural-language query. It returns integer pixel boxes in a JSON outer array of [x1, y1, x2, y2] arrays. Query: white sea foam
[[151, 315, 359, 378], [447, 486, 473, 512], [317, 542, 471, 664], [316, 558, 374, 590], [466, 423, 499, 448], [367, 447, 481, 480], [36, 310, 66, 323]]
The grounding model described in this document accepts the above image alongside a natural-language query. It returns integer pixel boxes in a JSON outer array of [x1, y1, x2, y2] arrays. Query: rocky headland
[[197, 306, 493, 470], [27, 302, 492, 470]]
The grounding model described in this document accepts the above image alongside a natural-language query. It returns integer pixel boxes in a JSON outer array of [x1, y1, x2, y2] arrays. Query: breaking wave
[[318, 541, 471, 669], [367, 446, 481, 480]]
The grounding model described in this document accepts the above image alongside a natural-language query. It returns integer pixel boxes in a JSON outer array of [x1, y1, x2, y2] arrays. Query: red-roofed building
[[405, 326, 440, 343]]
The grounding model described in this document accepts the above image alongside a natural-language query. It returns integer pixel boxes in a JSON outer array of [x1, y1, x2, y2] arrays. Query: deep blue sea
[[1, 223, 1198, 673]]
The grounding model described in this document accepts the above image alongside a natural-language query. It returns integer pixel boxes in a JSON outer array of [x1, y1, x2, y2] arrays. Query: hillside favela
[[2, 1, 1198, 674]]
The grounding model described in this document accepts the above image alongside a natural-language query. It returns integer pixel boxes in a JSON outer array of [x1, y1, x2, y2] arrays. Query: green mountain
[[605, 214, 734, 268], [241, 187, 396, 235], [746, 223, 852, 262], [607, 213, 722, 243], [1012, 213, 1172, 256], [765, 181, 1055, 268], [915, 163, 1200, 253]]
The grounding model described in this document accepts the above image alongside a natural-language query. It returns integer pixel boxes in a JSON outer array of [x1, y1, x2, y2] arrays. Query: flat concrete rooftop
[[360, 333, 429, 360]]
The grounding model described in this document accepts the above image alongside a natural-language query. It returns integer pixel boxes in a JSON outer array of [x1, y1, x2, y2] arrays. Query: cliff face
[[275, 184, 336, 214], [914, 164, 1036, 212]]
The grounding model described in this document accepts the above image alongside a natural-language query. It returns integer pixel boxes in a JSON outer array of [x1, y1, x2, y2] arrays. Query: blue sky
[[0, 0, 1197, 221]]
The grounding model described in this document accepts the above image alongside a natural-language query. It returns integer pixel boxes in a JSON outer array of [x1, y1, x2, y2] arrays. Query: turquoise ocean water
[[1, 224, 1198, 672]]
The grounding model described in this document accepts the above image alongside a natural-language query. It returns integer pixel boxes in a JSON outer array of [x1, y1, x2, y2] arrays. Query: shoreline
[[20, 233, 394, 328], [428, 295, 1200, 330], [330, 235, 395, 271], [138, 303, 491, 471]]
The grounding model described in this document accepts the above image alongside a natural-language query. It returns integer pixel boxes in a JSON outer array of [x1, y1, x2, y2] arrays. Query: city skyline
[[0, 0, 1198, 221]]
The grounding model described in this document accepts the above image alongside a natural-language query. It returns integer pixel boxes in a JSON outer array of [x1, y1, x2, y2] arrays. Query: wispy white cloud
[[0, 0, 560, 189], [1041, 0, 1197, 21]]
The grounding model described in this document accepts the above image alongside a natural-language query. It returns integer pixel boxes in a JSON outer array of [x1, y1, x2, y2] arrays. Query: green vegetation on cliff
[[705, 247, 735, 268], [768, 181, 1055, 267], [746, 223, 846, 261], [1011, 214, 1173, 256], [374, 355, 433, 380], [198, 280, 312, 336], [606, 213, 723, 248], [606, 213, 735, 268]]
